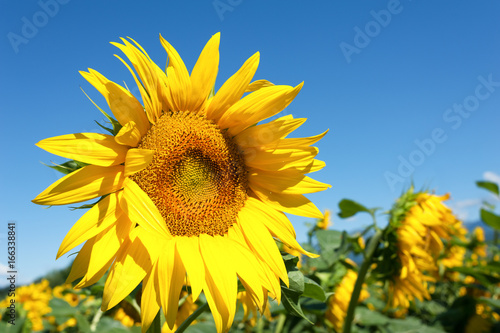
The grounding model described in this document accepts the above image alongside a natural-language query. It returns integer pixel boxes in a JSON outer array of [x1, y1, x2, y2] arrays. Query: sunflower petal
[[33, 165, 125, 206], [124, 148, 154, 177], [57, 192, 122, 259], [141, 260, 161, 333], [200, 234, 237, 332], [115, 121, 142, 147], [237, 206, 289, 285], [158, 239, 186, 329], [102, 228, 154, 311], [243, 147, 318, 172], [205, 52, 260, 122], [160, 35, 192, 111], [190, 32, 220, 112], [176, 237, 205, 301], [249, 169, 331, 194], [120, 178, 171, 239], [220, 83, 303, 136], [235, 115, 305, 148], [245, 79, 274, 93], [80, 69, 150, 136], [36, 133, 129, 166], [75, 214, 133, 289], [250, 184, 324, 218], [246, 197, 319, 258]]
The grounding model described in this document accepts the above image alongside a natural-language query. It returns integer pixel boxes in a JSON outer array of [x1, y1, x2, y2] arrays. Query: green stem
[[342, 228, 384, 333], [146, 311, 161, 333], [175, 302, 209, 333]]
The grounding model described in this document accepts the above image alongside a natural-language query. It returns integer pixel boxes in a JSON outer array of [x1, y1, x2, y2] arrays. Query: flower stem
[[175, 302, 209, 333], [342, 228, 384, 333]]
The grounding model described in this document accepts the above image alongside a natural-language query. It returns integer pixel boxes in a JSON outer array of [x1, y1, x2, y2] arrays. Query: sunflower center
[[130, 111, 248, 237]]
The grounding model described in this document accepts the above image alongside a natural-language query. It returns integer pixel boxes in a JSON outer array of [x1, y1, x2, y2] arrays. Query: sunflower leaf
[[338, 199, 377, 218], [280, 285, 313, 324], [480, 208, 500, 230], [95, 120, 115, 135], [476, 180, 500, 196], [302, 277, 326, 302]]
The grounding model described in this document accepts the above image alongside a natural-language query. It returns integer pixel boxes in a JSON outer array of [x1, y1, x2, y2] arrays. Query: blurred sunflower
[[386, 190, 464, 308], [33, 33, 329, 332], [325, 269, 369, 332]]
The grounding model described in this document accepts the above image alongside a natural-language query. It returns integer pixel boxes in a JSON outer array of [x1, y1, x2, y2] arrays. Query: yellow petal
[[234, 115, 305, 148], [66, 237, 93, 284], [159, 35, 192, 112], [76, 214, 133, 288], [246, 197, 319, 258], [219, 83, 303, 136], [250, 183, 324, 218], [249, 169, 331, 194], [113, 53, 160, 124], [36, 133, 129, 167], [243, 147, 318, 172], [80, 69, 150, 136], [120, 178, 171, 239], [124, 148, 154, 177], [158, 239, 186, 329], [200, 235, 237, 332], [102, 228, 153, 310], [176, 237, 205, 301], [225, 238, 267, 308], [276, 129, 329, 148], [189, 33, 220, 112], [245, 79, 274, 93], [205, 52, 260, 122], [57, 192, 122, 259], [115, 121, 142, 147], [32, 165, 125, 206], [141, 260, 161, 333], [237, 208, 289, 285]]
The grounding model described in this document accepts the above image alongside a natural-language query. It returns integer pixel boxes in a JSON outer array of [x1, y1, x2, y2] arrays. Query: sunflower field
[[1, 34, 499, 333]]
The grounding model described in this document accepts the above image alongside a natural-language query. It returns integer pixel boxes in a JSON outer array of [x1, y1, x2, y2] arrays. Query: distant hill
[[463, 220, 497, 241]]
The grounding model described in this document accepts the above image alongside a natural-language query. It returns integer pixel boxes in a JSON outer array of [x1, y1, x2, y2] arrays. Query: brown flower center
[[130, 111, 248, 237]]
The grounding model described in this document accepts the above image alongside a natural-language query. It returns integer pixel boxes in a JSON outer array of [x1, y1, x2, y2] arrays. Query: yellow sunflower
[[33, 33, 330, 332], [388, 191, 463, 308], [325, 269, 369, 332]]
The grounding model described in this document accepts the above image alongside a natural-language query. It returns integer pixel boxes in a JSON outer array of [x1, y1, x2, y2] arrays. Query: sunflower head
[[32, 33, 330, 333], [374, 188, 466, 308]]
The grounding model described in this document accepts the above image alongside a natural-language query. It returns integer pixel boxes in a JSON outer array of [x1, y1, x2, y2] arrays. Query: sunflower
[[386, 190, 463, 309], [33, 33, 330, 332], [325, 269, 369, 332]]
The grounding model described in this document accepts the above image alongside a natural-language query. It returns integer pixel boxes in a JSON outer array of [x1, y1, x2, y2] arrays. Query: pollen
[[131, 111, 248, 237]]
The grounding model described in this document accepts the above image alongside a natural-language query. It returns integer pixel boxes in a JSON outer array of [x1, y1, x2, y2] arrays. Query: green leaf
[[48, 298, 78, 317], [387, 317, 445, 333], [280, 285, 312, 324], [302, 277, 326, 302], [477, 181, 500, 196], [316, 229, 342, 253], [478, 297, 500, 309], [288, 270, 305, 294], [95, 120, 115, 135], [355, 307, 390, 326], [45, 160, 88, 175], [338, 199, 374, 218], [480, 208, 500, 230], [75, 313, 91, 333], [185, 322, 218, 333]]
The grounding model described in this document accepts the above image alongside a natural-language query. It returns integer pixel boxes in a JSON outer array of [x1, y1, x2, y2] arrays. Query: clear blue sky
[[1, 1, 499, 287]]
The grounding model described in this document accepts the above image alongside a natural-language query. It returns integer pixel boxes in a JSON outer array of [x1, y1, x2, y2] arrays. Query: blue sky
[[1, 1, 499, 287]]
